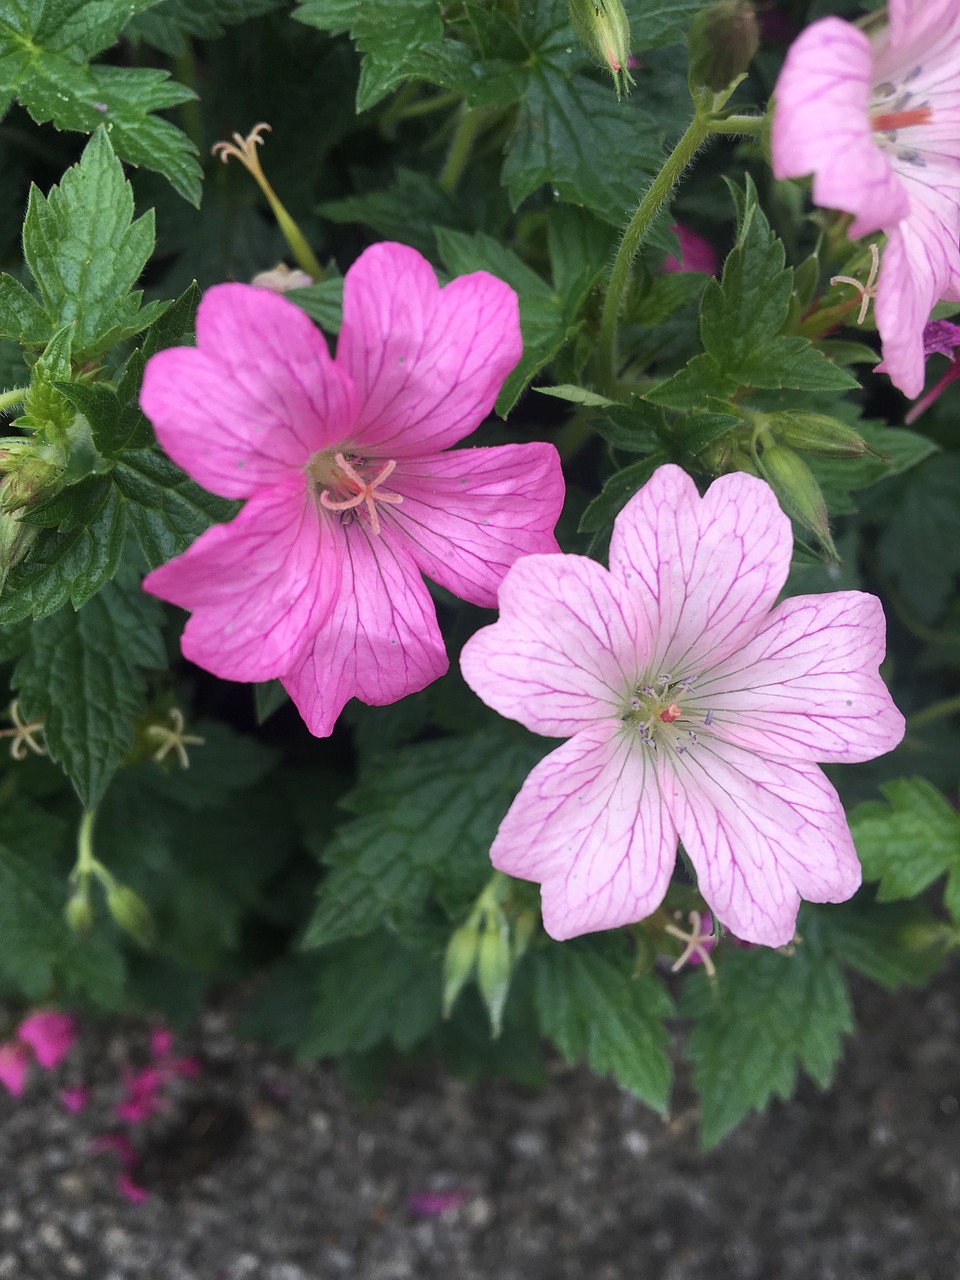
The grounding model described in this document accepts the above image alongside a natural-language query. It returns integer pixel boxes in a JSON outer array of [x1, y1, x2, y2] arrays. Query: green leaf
[[627, 0, 704, 50], [736, 338, 859, 392], [875, 454, 960, 623], [579, 452, 669, 533], [0, 799, 69, 998], [302, 728, 546, 949], [682, 940, 853, 1148], [0, 5, 201, 203], [321, 167, 469, 259], [286, 279, 344, 335], [813, 901, 946, 991], [848, 778, 960, 908], [644, 353, 739, 411], [127, 0, 285, 57], [532, 936, 673, 1112], [12, 566, 166, 807]]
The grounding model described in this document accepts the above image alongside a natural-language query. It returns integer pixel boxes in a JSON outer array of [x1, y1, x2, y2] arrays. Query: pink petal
[[0, 1043, 30, 1097], [887, 0, 959, 47], [490, 723, 677, 940], [663, 741, 861, 947], [17, 1011, 76, 1069], [281, 526, 448, 736], [387, 443, 564, 608], [117, 1173, 149, 1205], [149, 1028, 173, 1060], [460, 553, 651, 739], [695, 591, 905, 764], [663, 224, 718, 275], [92, 1133, 137, 1166], [60, 1086, 89, 1114], [771, 18, 909, 236], [408, 1189, 469, 1216], [143, 477, 341, 683], [336, 243, 522, 457], [608, 466, 793, 679], [141, 284, 359, 499]]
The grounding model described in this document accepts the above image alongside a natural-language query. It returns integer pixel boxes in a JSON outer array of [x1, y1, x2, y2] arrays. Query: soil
[[1, 971, 958, 1280]]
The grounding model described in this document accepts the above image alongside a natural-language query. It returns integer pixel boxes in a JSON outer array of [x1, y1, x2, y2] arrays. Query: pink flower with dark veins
[[17, 1010, 76, 1070], [140, 242, 565, 736], [905, 319, 960, 422], [771, 1, 960, 397], [460, 466, 905, 948]]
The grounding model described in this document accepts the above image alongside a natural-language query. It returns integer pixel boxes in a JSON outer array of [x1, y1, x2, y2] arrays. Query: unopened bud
[[767, 411, 874, 460], [569, 0, 635, 97], [442, 921, 480, 1018], [476, 915, 512, 1038], [687, 1, 759, 98], [64, 891, 95, 936], [106, 885, 156, 949], [757, 443, 837, 558]]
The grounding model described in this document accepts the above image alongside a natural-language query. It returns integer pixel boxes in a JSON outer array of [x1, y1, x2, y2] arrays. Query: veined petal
[[143, 477, 340, 682], [141, 284, 359, 499], [336, 243, 522, 457], [609, 466, 793, 679], [886, 0, 960, 49], [663, 741, 861, 947], [771, 18, 909, 236], [280, 525, 448, 737], [490, 723, 677, 940], [460, 554, 652, 739], [695, 591, 905, 764], [387, 442, 565, 607]]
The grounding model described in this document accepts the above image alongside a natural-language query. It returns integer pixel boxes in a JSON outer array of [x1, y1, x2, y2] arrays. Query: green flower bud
[[442, 920, 480, 1018], [756, 443, 837, 559], [569, 0, 635, 98], [64, 891, 95, 936], [106, 885, 156, 949], [767, 411, 874, 460], [476, 915, 513, 1038], [687, 1, 759, 99]]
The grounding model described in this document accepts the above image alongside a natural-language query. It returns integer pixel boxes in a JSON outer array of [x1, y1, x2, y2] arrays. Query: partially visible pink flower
[[116, 1067, 165, 1123], [408, 1189, 468, 1216], [460, 465, 905, 947], [663, 225, 718, 275], [60, 1086, 89, 1114], [663, 910, 716, 974], [906, 319, 960, 422], [0, 1042, 30, 1097], [117, 1172, 149, 1204], [17, 1010, 76, 1069], [141, 243, 565, 737], [149, 1027, 174, 1059], [772, 1, 960, 397]]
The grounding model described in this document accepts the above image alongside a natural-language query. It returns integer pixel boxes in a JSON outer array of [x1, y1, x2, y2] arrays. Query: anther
[[830, 242, 880, 325]]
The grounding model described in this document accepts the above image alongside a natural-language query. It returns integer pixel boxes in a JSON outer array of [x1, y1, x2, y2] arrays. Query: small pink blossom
[[771, 1, 960, 398], [117, 1172, 149, 1204], [116, 1066, 165, 1123], [460, 465, 905, 947], [17, 1010, 76, 1069], [408, 1189, 468, 1216], [140, 242, 565, 737], [0, 1042, 30, 1097], [149, 1027, 174, 1059], [663, 225, 718, 275], [60, 1086, 89, 1114]]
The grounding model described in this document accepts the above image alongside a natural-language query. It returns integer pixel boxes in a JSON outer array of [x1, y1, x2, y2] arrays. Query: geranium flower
[[771, 1, 960, 397], [141, 243, 564, 736], [460, 465, 904, 947], [905, 319, 960, 422]]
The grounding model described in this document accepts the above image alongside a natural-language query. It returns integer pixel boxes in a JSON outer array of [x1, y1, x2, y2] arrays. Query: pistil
[[871, 105, 933, 133], [316, 452, 403, 535]]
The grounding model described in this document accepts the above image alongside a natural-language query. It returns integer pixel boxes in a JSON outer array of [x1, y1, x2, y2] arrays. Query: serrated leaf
[[737, 338, 860, 392], [875, 453, 960, 623], [13, 567, 166, 807], [814, 901, 946, 991], [112, 448, 237, 568], [0, 799, 69, 997], [848, 777, 960, 908], [644, 353, 739, 410], [532, 937, 673, 1112], [627, 0, 703, 50], [302, 729, 545, 948], [127, 0, 285, 57], [682, 939, 852, 1148], [0, 274, 50, 343]]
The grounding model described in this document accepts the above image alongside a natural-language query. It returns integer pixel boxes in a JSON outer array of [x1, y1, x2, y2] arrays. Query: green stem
[[386, 90, 462, 126], [597, 112, 713, 388], [708, 113, 766, 136], [0, 388, 27, 415], [907, 695, 960, 732], [173, 48, 203, 149], [75, 808, 118, 892], [438, 106, 487, 195]]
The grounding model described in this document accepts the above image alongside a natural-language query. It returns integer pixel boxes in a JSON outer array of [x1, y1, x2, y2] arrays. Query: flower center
[[307, 450, 403, 536], [871, 105, 933, 133], [870, 69, 933, 166], [620, 674, 712, 754]]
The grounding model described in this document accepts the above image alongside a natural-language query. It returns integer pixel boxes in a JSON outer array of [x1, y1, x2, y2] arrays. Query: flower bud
[[687, 1, 759, 98], [756, 443, 837, 558], [64, 891, 95, 936], [476, 915, 513, 1038], [767, 411, 874, 460], [442, 921, 480, 1018], [106, 885, 156, 949], [569, 0, 635, 97]]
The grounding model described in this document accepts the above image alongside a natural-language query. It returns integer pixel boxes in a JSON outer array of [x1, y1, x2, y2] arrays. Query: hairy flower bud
[[687, 1, 759, 99], [107, 885, 156, 949], [756, 443, 836, 558], [569, 0, 635, 97], [64, 891, 95, 936], [476, 914, 512, 1038], [767, 411, 874, 459], [442, 921, 480, 1018]]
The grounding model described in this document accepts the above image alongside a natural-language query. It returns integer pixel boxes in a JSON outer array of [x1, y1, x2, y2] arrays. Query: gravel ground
[[1, 971, 959, 1280]]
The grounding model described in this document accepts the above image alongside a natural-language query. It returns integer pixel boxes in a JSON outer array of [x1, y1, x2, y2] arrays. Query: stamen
[[830, 242, 880, 325], [871, 105, 933, 132], [704, 708, 714, 727], [318, 452, 403, 536], [212, 122, 273, 180]]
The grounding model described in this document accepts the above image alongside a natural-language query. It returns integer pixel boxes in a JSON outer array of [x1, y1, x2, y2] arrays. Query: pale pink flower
[[771, 1, 960, 397], [17, 1010, 76, 1069], [460, 465, 905, 947], [0, 1042, 30, 1097], [141, 242, 564, 736], [663, 224, 717, 275]]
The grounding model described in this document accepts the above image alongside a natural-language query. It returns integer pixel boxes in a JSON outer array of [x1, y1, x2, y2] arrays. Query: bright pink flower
[[771, 1, 960, 397], [905, 320, 960, 422], [140, 243, 564, 737], [17, 1010, 76, 1069], [663, 225, 717, 275], [0, 1042, 30, 1097], [116, 1066, 165, 1123], [460, 465, 905, 948]]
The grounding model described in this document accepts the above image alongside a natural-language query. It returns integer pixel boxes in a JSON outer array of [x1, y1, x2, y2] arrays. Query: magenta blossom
[[906, 319, 960, 422], [60, 1086, 89, 1114], [17, 1010, 76, 1070], [663, 224, 718, 275], [460, 466, 904, 947], [141, 243, 564, 736], [771, 1, 960, 397]]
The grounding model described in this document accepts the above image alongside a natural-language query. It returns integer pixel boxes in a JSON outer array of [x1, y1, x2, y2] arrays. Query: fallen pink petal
[[407, 1189, 469, 1217], [117, 1172, 150, 1205], [60, 1086, 89, 1114], [0, 1042, 31, 1098], [17, 1010, 76, 1070]]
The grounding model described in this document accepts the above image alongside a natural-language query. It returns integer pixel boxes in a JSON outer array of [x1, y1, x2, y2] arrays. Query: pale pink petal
[[143, 478, 341, 683], [460, 554, 652, 739], [336, 243, 522, 457], [608, 466, 793, 678], [17, 1011, 75, 1069], [490, 723, 677, 940], [771, 18, 909, 236], [0, 1043, 30, 1097], [281, 527, 447, 736], [887, 0, 960, 48], [695, 591, 905, 763], [141, 284, 358, 499], [386, 443, 564, 607], [663, 741, 861, 947]]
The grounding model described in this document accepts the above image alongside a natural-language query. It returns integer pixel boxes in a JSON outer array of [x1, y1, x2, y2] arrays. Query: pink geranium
[[771, 1, 960, 397], [140, 243, 564, 736], [460, 465, 905, 947]]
